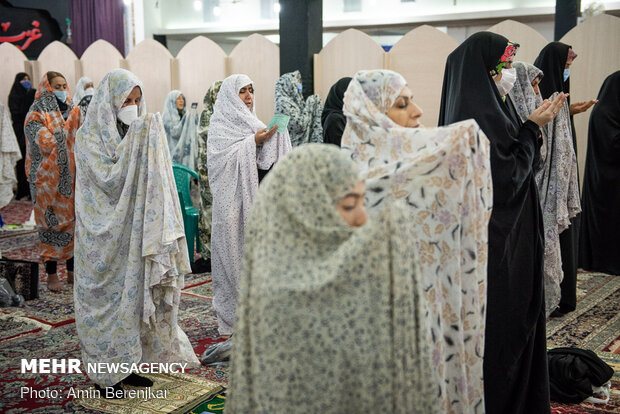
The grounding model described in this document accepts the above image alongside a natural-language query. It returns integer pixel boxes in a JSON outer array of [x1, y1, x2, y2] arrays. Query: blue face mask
[[21, 80, 31, 90], [563, 68, 570, 82], [297, 83, 302, 94], [53, 90, 68, 102]]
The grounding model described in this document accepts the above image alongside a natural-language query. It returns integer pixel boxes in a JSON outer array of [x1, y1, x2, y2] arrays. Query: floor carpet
[[0, 200, 617, 413], [547, 271, 620, 413]]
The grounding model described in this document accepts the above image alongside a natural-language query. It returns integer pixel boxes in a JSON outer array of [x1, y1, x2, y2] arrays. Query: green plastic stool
[[172, 163, 201, 263]]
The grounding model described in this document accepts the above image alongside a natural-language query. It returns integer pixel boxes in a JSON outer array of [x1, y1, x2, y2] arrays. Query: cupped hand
[[255, 125, 278, 145], [528, 93, 568, 127], [570, 99, 598, 116]]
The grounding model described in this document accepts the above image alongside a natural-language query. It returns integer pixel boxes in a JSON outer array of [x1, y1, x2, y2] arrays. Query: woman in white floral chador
[[342, 69, 493, 414], [74, 69, 199, 391]]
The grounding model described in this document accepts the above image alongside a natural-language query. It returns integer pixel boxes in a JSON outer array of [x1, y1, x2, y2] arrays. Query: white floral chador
[[0, 102, 21, 208], [227, 144, 436, 413], [163, 90, 199, 170], [74, 69, 199, 387], [342, 70, 493, 414], [207, 74, 291, 335]]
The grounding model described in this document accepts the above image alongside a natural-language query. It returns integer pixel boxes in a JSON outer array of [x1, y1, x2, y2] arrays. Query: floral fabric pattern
[[509, 62, 581, 315], [227, 144, 436, 414], [72, 76, 92, 106], [274, 70, 323, 146], [341, 69, 493, 414], [74, 69, 199, 387], [24, 74, 78, 261], [0, 102, 21, 208], [537, 93, 581, 315], [163, 90, 198, 170], [196, 80, 222, 259], [162, 90, 185, 154], [492, 41, 520, 75]]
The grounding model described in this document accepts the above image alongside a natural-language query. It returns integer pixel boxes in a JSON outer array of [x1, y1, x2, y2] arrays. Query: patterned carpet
[[0, 201, 228, 413], [548, 271, 620, 413], [0, 200, 618, 413]]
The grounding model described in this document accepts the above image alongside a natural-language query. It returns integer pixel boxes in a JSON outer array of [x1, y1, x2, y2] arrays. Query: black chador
[[579, 71, 620, 275]]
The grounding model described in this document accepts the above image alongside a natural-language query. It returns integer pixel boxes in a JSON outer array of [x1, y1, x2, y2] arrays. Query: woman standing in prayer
[[321, 77, 351, 146], [207, 74, 291, 338], [162, 90, 186, 154], [509, 61, 581, 316], [163, 90, 199, 170], [274, 70, 323, 146], [71, 76, 94, 122], [226, 144, 436, 414], [74, 68, 199, 393], [0, 101, 21, 208], [580, 71, 620, 275], [534, 43, 597, 316], [8, 72, 36, 200], [342, 69, 492, 414], [196, 80, 222, 270], [24, 71, 80, 292], [439, 32, 566, 414]]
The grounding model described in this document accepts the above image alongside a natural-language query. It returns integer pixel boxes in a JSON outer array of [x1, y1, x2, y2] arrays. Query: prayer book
[[266, 114, 290, 132]]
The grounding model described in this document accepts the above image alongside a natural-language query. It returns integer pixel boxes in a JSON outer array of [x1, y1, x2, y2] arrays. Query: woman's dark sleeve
[[492, 120, 542, 205]]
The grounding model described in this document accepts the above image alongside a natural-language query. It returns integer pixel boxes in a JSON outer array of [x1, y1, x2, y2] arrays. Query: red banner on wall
[[0, 0, 62, 58]]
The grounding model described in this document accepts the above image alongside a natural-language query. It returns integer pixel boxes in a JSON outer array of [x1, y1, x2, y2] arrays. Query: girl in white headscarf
[[72, 76, 94, 123], [342, 69, 493, 414], [0, 101, 21, 208], [72, 76, 94, 106], [162, 90, 185, 151], [509, 61, 581, 316], [163, 90, 198, 170], [207, 74, 291, 337], [74, 68, 199, 391]]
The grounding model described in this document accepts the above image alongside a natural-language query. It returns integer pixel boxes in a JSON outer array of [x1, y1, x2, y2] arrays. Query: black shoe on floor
[[550, 309, 565, 318], [191, 258, 211, 274], [121, 373, 153, 387]]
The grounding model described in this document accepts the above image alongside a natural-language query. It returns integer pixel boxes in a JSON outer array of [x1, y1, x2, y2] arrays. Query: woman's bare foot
[[67, 271, 74, 284], [220, 334, 231, 340], [47, 273, 63, 292]]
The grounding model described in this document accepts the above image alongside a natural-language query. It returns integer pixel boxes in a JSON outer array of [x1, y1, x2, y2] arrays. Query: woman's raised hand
[[528, 93, 568, 127], [255, 125, 278, 145]]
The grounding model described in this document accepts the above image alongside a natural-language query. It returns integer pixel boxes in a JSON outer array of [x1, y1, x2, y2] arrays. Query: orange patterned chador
[[24, 74, 79, 261]]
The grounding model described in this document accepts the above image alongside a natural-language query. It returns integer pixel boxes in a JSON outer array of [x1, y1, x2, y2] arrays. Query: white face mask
[[84, 87, 94, 96], [495, 67, 517, 97], [117, 104, 139, 126]]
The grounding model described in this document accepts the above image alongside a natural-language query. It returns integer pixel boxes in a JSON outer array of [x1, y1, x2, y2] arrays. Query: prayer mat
[[186, 391, 226, 413], [184, 273, 212, 289], [0, 200, 33, 225], [74, 373, 223, 414], [182, 280, 213, 300], [0, 229, 37, 251], [605, 336, 620, 355], [0, 313, 49, 343]]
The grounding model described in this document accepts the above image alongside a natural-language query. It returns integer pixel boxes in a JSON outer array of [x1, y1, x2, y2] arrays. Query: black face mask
[[116, 119, 130, 138]]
